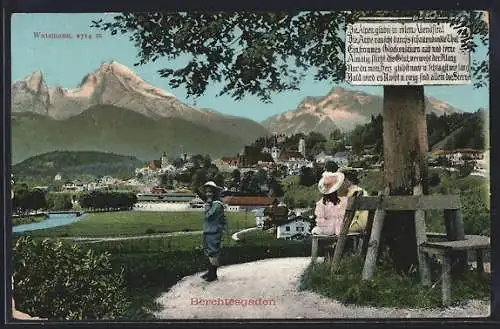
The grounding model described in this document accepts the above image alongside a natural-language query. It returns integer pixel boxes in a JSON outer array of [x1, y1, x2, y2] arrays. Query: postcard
[[8, 11, 491, 321]]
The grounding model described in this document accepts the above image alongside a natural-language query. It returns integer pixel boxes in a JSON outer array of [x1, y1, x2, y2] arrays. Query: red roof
[[148, 160, 162, 169], [223, 196, 278, 206], [279, 151, 304, 161]]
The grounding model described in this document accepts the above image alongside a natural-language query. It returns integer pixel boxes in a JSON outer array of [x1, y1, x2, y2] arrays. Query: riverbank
[[12, 213, 48, 226]]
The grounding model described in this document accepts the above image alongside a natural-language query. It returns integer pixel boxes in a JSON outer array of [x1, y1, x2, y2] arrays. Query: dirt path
[[61, 231, 203, 244], [231, 227, 260, 241], [61, 226, 259, 244], [154, 257, 490, 319]]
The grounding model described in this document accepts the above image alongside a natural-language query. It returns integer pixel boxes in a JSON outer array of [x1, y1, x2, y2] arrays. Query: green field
[[77, 228, 278, 253], [22, 211, 256, 237]]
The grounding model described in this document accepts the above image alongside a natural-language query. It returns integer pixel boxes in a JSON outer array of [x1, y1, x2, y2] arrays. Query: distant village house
[[223, 196, 278, 212], [276, 216, 314, 240]]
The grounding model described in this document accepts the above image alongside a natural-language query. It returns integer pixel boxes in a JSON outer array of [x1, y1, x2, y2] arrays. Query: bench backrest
[[345, 193, 464, 242], [345, 194, 461, 212]]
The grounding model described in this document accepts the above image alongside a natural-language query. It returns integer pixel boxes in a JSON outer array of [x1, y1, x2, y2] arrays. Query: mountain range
[[262, 87, 462, 136], [11, 61, 268, 163], [12, 61, 465, 163]]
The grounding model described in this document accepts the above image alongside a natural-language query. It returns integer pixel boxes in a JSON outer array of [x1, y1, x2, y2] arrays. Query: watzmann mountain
[[11, 61, 269, 163]]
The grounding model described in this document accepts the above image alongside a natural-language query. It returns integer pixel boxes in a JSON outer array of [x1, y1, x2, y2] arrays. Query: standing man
[[199, 181, 227, 282]]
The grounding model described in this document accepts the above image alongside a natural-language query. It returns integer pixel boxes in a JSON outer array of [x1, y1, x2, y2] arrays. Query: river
[[12, 212, 87, 233]]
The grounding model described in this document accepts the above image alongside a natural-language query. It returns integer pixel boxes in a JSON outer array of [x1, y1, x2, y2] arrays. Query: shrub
[[428, 171, 441, 188], [461, 187, 490, 236], [283, 184, 320, 209], [47, 193, 72, 211], [426, 186, 490, 236], [12, 236, 130, 320], [457, 162, 475, 178]]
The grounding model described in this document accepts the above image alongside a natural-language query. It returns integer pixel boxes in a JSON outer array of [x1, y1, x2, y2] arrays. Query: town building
[[315, 152, 336, 164], [100, 176, 118, 185], [431, 149, 485, 167], [278, 151, 304, 163], [273, 133, 287, 144], [223, 196, 278, 212], [331, 151, 355, 168], [136, 192, 196, 203], [253, 208, 266, 227], [276, 216, 314, 239], [475, 149, 490, 171], [220, 147, 276, 168], [148, 159, 162, 171], [189, 196, 205, 208], [271, 146, 281, 162], [33, 186, 49, 194], [61, 180, 86, 193], [298, 138, 306, 156], [214, 157, 239, 172]]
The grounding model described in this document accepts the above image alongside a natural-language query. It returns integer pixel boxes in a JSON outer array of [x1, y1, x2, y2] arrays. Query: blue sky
[[11, 13, 489, 122]]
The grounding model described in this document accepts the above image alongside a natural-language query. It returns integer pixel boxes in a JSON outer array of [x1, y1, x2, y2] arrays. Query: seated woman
[[312, 170, 369, 236], [311, 171, 347, 236]]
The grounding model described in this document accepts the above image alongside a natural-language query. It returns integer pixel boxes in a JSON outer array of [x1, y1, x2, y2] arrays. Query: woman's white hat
[[203, 181, 224, 190], [318, 172, 345, 195]]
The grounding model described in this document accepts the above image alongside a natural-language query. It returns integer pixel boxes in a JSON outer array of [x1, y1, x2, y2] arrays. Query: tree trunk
[[381, 85, 429, 274]]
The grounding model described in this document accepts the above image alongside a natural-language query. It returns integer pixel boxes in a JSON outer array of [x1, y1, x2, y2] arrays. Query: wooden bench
[[310, 232, 365, 264], [420, 234, 490, 306], [322, 190, 491, 306]]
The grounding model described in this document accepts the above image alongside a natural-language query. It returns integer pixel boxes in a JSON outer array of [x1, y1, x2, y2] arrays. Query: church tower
[[161, 151, 168, 169], [299, 138, 306, 156]]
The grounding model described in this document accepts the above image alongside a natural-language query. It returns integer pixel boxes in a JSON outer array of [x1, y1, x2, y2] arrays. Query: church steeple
[[161, 151, 168, 169]]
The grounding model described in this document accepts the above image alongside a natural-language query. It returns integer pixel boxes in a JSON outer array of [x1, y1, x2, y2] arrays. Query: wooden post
[[361, 188, 389, 280], [476, 250, 484, 274], [413, 180, 431, 286], [361, 209, 376, 256], [331, 209, 356, 273], [444, 209, 467, 275], [441, 255, 452, 306], [311, 235, 319, 264]]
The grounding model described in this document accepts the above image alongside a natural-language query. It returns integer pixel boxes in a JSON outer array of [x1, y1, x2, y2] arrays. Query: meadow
[[21, 211, 257, 237]]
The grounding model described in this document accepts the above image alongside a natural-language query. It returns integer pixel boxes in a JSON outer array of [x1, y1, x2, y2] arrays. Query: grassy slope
[[301, 254, 490, 309], [12, 106, 250, 163], [13, 150, 143, 183]]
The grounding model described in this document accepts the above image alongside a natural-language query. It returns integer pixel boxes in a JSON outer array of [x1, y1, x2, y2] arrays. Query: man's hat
[[203, 181, 224, 190]]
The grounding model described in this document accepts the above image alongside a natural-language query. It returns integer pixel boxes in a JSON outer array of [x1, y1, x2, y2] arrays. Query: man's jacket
[[203, 200, 227, 234]]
